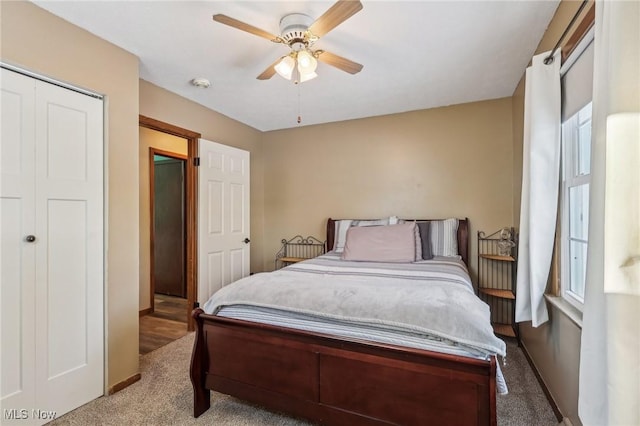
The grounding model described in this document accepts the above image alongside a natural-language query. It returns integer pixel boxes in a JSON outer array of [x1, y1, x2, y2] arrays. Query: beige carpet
[[51, 333, 559, 425]]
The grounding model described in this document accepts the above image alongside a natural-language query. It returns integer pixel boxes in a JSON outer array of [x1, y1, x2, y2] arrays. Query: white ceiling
[[33, 1, 560, 132]]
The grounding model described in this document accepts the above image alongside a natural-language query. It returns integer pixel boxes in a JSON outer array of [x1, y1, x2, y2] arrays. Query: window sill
[[544, 295, 583, 329]]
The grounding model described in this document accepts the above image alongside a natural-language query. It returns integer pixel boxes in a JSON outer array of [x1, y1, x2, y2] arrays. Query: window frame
[[557, 24, 595, 312], [560, 103, 592, 310]]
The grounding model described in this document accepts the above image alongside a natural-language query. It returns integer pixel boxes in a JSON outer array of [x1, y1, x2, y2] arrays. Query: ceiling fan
[[212, 0, 364, 83]]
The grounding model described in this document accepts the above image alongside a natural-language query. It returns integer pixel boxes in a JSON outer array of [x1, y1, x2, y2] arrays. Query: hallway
[[139, 294, 188, 355]]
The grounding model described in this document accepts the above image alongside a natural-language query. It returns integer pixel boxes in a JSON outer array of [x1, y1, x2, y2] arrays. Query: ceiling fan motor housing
[[279, 13, 314, 48]]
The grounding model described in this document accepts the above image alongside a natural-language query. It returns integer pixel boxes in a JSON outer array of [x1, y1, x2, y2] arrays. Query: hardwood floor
[[152, 293, 189, 322], [139, 294, 189, 355]]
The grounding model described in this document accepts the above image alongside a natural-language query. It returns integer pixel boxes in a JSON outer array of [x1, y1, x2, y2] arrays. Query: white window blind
[[561, 32, 594, 121]]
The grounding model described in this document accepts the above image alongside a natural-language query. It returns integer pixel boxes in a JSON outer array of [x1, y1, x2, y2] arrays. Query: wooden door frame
[[140, 115, 200, 331], [149, 149, 188, 309]]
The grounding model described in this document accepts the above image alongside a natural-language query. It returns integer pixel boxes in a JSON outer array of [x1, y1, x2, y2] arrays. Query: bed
[[190, 217, 505, 425]]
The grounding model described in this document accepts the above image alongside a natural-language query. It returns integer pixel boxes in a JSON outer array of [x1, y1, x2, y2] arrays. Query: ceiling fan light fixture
[[296, 49, 317, 73], [274, 55, 295, 80], [299, 70, 318, 83]]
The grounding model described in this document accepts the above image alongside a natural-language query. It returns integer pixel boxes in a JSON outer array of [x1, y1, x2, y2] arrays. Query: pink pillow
[[342, 223, 416, 263]]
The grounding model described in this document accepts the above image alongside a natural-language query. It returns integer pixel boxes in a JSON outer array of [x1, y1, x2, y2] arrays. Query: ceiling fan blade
[[317, 51, 363, 74], [213, 14, 281, 42], [308, 0, 363, 37], [257, 58, 281, 80]]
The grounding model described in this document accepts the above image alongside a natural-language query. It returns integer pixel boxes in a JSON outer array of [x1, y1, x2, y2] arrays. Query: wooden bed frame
[[191, 217, 497, 425]]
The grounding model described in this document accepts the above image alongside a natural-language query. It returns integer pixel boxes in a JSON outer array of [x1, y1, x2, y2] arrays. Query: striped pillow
[[429, 218, 459, 257]]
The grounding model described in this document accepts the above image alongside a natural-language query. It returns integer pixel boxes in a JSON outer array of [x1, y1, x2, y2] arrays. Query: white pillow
[[429, 218, 459, 257], [333, 219, 353, 253], [333, 217, 393, 252], [352, 219, 388, 227]]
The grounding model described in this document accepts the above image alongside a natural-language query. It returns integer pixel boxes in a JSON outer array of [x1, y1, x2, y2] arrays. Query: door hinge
[[193, 157, 200, 167]]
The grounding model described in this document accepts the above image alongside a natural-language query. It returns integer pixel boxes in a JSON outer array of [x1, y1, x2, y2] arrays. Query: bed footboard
[[190, 308, 497, 425]]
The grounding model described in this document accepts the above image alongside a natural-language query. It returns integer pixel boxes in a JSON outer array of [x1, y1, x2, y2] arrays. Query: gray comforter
[[203, 253, 506, 358]]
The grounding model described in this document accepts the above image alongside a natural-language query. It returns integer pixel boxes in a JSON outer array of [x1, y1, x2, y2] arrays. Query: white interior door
[[198, 139, 250, 305], [0, 68, 104, 424], [1, 66, 38, 418], [33, 76, 104, 419]]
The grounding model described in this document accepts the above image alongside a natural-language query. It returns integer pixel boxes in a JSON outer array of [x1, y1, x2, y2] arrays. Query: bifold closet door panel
[[33, 79, 105, 415], [0, 68, 38, 412]]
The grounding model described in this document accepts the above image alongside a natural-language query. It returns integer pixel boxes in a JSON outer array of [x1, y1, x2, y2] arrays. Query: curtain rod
[[544, 0, 590, 65]]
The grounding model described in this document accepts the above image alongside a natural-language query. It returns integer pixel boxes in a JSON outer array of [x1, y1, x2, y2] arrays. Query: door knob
[[243, 238, 250, 244], [25, 235, 36, 243]]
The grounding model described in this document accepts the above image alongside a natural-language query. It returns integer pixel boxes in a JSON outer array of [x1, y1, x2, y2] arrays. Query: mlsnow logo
[[3, 408, 57, 421], [3, 409, 28, 420], [32, 409, 57, 420]]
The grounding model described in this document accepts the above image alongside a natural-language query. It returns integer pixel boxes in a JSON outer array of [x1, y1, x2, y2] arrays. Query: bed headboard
[[326, 218, 470, 267]]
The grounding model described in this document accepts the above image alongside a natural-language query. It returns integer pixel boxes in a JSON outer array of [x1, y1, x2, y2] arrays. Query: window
[[560, 102, 592, 308]]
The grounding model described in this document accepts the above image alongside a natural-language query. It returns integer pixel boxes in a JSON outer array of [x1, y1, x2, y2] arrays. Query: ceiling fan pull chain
[[297, 83, 302, 124]]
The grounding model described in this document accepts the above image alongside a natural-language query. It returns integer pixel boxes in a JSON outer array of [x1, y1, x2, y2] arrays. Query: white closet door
[[33, 80, 104, 418], [0, 68, 104, 424], [1, 67, 37, 416], [198, 139, 250, 304]]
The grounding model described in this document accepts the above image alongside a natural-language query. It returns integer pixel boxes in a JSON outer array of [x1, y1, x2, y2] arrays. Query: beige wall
[[261, 98, 514, 281], [1, 1, 140, 389], [138, 80, 265, 274], [511, 2, 593, 424], [139, 128, 188, 311]]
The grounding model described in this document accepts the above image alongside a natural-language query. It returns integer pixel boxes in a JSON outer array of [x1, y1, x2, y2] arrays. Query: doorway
[[147, 150, 189, 353], [151, 151, 187, 299], [139, 116, 200, 338]]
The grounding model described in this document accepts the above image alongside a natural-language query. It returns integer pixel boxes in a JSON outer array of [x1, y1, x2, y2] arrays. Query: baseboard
[[108, 373, 141, 395], [139, 307, 153, 317], [519, 341, 564, 422]]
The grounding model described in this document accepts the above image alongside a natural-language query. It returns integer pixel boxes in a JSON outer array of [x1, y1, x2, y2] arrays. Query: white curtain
[[579, 1, 640, 425], [515, 50, 561, 327]]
